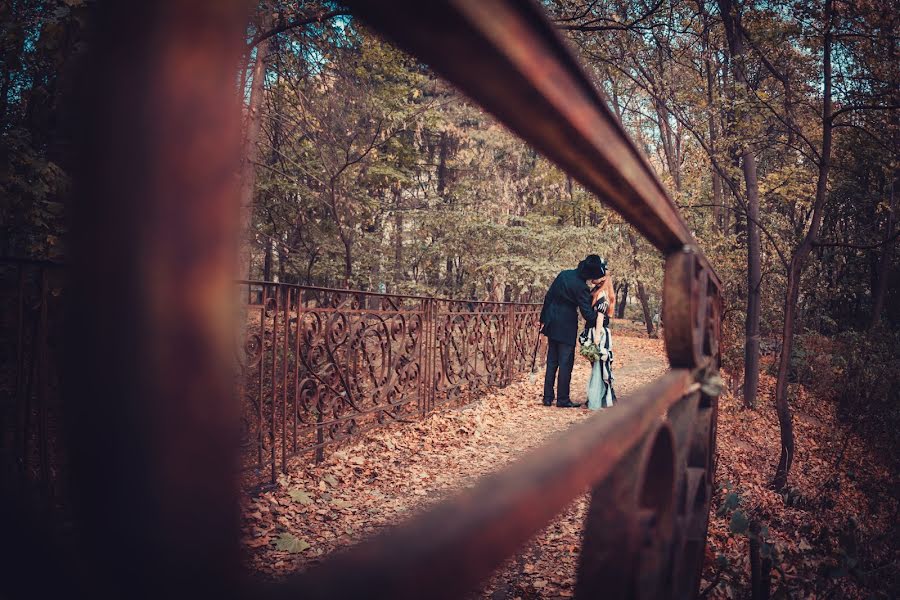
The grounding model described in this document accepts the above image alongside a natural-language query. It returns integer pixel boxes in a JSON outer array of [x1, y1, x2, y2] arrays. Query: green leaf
[[323, 475, 338, 487], [717, 491, 740, 516], [723, 492, 740, 511], [729, 511, 749, 535], [289, 489, 313, 505], [275, 533, 310, 554]]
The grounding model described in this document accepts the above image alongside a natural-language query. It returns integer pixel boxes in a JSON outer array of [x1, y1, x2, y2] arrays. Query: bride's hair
[[591, 275, 616, 317]]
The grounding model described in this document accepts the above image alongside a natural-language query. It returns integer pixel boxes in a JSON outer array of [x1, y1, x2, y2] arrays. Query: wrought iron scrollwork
[[237, 282, 546, 483]]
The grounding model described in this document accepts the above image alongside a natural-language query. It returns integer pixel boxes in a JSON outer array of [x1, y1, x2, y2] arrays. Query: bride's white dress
[[585, 293, 615, 410]]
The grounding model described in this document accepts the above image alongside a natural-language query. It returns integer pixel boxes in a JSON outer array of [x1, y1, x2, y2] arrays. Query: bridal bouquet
[[579, 340, 603, 363], [578, 328, 606, 363]]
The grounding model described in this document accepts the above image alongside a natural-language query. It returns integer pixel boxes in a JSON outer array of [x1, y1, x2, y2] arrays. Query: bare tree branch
[[812, 229, 900, 250], [250, 9, 350, 48]]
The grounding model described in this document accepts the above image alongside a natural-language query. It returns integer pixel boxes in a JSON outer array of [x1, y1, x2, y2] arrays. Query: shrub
[[832, 327, 900, 434]]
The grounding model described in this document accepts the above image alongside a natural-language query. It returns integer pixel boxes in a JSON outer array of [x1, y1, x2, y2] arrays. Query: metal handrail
[[238, 279, 544, 306]]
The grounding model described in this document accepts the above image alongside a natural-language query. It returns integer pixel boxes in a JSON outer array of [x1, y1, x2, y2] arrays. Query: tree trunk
[[616, 281, 628, 319], [654, 98, 681, 192], [749, 521, 772, 600], [237, 33, 270, 282], [393, 186, 403, 290], [263, 239, 272, 282], [773, 0, 834, 491], [277, 243, 286, 283], [627, 230, 655, 337], [445, 257, 454, 292], [342, 236, 353, 288], [717, 0, 762, 409], [772, 259, 800, 490], [636, 280, 655, 337], [700, 1, 725, 231], [743, 154, 762, 409], [567, 175, 576, 226], [436, 131, 452, 205], [870, 175, 896, 328], [304, 249, 319, 286]]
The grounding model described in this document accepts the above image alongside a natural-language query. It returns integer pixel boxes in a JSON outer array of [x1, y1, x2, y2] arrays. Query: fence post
[[418, 298, 429, 418], [257, 284, 267, 471], [281, 286, 290, 475], [425, 298, 437, 415], [269, 285, 279, 484], [506, 303, 515, 386]]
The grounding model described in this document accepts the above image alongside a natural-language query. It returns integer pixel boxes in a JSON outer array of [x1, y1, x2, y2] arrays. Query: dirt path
[[242, 333, 668, 597]]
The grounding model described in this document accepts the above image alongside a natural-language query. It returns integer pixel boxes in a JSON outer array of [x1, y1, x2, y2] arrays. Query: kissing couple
[[539, 255, 616, 409]]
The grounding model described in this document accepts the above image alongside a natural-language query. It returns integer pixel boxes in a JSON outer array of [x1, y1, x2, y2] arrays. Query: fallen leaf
[[289, 489, 313, 505], [274, 533, 310, 554]]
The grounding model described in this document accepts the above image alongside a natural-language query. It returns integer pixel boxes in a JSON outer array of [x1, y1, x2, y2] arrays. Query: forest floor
[[707, 352, 898, 598], [240, 325, 898, 598]]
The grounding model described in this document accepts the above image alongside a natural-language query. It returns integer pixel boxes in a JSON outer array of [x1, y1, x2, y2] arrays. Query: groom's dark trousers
[[539, 268, 598, 405], [543, 341, 575, 404]]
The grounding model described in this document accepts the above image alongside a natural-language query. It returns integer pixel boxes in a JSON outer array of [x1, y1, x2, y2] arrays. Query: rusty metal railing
[[3, 0, 721, 598], [237, 281, 546, 485]]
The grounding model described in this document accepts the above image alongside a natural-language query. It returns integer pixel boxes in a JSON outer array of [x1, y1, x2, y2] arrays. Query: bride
[[579, 268, 616, 410]]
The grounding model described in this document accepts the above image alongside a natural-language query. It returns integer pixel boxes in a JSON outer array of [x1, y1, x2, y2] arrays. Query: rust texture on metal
[[236, 281, 547, 484], [62, 1, 250, 597]]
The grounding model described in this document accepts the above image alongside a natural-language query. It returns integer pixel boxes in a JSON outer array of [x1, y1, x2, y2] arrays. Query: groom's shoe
[[542, 399, 553, 407], [557, 400, 583, 408]]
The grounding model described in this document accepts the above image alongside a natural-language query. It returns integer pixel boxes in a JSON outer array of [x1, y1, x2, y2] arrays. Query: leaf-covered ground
[[241, 327, 667, 597], [704, 358, 899, 598], [240, 326, 898, 597]]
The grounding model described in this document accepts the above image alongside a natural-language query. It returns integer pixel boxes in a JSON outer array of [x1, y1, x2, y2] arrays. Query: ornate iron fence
[[236, 281, 546, 484], [0, 270, 546, 495]]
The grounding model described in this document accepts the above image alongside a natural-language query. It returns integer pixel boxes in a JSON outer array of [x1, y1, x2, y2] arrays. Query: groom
[[539, 255, 605, 408]]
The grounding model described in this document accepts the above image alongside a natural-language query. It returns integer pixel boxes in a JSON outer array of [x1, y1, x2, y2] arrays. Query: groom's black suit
[[539, 268, 598, 406]]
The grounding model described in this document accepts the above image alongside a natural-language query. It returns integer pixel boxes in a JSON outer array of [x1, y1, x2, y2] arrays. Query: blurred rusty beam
[[347, 0, 718, 283], [265, 370, 694, 600], [67, 1, 249, 597]]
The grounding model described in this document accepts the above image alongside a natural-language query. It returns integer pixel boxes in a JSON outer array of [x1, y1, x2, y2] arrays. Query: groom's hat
[[577, 255, 607, 280]]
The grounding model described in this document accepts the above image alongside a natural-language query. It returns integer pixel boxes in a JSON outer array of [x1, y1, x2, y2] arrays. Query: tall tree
[[771, 0, 834, 490], [717, 0, 763, 409]]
